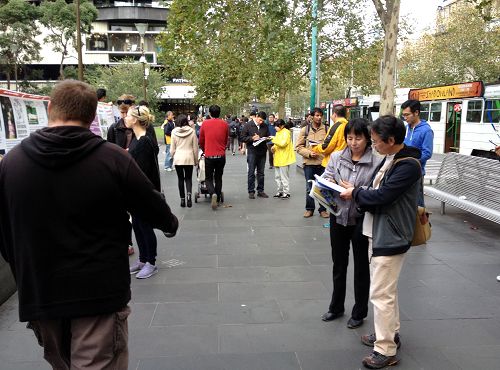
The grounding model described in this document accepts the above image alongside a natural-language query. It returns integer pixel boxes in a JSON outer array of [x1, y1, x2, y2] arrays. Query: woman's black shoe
[[187, 194, 192, 208], [321, 311, 344, 322], [180, 198, 186, 207], [347, 317, 364, 329]]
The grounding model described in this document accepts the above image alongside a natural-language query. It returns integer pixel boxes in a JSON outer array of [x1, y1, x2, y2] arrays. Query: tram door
[[445, 102, 462, 153]]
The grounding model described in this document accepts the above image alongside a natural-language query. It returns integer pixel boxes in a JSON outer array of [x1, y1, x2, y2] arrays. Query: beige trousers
[[28, 306, 130, 370], [274, 165, 290, 194], [369, 238, 406, 356]]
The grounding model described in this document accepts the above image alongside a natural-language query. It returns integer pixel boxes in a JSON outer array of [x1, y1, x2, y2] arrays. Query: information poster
[[0, 89, 50, 155], [0, 89, 114, 155]]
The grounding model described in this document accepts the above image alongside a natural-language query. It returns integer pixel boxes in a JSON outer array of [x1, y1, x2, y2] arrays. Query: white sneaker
[[497, 275, 500, 282], [136, 262, 158, 279], [130, 260, 145, 275], [166, 167, 173, 172]]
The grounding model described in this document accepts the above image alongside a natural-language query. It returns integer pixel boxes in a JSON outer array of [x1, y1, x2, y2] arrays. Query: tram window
[[429, 103, 442, 121], [419, 103, 430, 121], [484, 99, 500, 124], [466, 100, 482, 122]]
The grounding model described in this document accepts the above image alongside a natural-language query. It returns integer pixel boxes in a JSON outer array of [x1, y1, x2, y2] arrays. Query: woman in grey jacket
[[171, 114, 199, 207], [320, 119, 382, 329]]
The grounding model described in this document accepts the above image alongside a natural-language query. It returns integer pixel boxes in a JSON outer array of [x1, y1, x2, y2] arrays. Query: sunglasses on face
[[117, 99, 135, 105]]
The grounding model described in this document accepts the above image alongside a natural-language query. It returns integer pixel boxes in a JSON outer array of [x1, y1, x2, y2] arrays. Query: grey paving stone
[[219, 322, 359, 353], [267, 266, 321, 282], [151, 301, 283, 326], [441, 345, 500, 370], [218, 254, 309, 267], [130, 282, 218, 303], [305, 253, 331, 265], [0, 362, 51, 370], [159, 255, 218, 268], [128, 303, 157, 329], [0, 330, 43, 362], [137, 352, 300, 370], [219, 282, 328, 301], [129, 325, 218, 357], [277, 299, 331, 322]]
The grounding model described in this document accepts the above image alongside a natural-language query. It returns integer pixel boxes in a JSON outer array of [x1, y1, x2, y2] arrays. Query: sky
[[399, 0, 442, 38]]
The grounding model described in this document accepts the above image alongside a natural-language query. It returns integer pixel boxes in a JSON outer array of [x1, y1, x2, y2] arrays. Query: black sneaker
[[281, 193, 290, 199], [362, 351, 399, 369], [273, 192, 283, 198], [361, 333, 401, 349]]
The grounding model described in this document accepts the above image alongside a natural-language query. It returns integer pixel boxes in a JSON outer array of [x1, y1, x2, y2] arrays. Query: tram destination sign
[[409, 81, 484, 102]]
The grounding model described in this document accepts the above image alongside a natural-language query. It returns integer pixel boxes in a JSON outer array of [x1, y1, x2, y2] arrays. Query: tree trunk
[[278, 87, 286, 119], [372, 0, 400, 115], [6, 70, 11, 91]]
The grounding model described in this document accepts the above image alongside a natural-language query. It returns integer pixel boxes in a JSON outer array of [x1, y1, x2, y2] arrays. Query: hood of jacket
[[172, 126, 195, 138], [405, 119, 431, 141], [394, 144, 421, 161], [21, 126, 106, 169]]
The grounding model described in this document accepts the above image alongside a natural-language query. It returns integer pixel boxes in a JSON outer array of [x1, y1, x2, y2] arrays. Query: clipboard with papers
[[308, 174, 346, 216], [252, 136, 271, 146]]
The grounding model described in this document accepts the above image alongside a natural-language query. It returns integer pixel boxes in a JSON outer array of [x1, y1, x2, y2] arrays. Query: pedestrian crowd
[[0, 79, 444, 369]]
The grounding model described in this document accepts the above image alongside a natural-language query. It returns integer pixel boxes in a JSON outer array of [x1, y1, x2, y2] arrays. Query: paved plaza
[[1, 150, 500, 369]]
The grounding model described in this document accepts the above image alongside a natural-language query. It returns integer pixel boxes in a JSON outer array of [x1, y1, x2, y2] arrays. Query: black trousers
[[247, 151, 266, 193], [328, 216, 370, 320], [174, 165, 193, 198], [205, 157, 226, 201]]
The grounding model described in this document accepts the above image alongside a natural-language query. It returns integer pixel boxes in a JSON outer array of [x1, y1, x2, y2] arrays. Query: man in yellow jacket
[[313, 105, 348, 167]]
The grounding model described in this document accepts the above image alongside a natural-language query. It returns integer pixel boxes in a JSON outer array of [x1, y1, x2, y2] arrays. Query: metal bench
[[424, 152, 500, 224]]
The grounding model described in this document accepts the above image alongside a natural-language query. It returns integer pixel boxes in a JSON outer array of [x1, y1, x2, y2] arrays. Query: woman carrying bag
[[125, 105, 162, 279], [170, 114, 199, 208]]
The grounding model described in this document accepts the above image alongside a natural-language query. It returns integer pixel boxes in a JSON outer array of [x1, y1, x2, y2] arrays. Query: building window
[[484, 99, 500, 124], [419, 103, 430, 121], [429, 103, 442, 122], [466, 100, 482, 123]]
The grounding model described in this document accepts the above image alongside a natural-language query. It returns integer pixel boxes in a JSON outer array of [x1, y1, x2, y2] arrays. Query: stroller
[[194, 151, 224, 204]]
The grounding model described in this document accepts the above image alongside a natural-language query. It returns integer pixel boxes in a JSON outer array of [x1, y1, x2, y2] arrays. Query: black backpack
[[229, 122, 238, 137]]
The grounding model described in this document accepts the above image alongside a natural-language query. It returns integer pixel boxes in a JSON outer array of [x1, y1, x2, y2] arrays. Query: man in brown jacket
[[295, 107, 329, 218]]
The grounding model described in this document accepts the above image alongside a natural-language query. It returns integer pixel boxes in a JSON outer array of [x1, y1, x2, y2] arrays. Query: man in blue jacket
[[401, 99, 433, 205]]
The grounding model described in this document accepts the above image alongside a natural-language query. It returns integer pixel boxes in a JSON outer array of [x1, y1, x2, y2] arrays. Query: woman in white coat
[[170, 114, 198, 207]]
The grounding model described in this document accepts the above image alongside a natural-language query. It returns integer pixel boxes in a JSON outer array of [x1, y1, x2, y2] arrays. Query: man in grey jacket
[[341, 115, 421, 369]]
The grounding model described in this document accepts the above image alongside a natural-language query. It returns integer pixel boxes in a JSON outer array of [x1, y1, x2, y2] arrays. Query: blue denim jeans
[[164, 144, 173, 169], [247, 151, 266, 193], [304, 164, 326, 212]]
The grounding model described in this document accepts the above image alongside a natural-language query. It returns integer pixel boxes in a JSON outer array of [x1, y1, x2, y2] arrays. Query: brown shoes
[[319, 211, 330, 218], [303, 210, 314, 218]]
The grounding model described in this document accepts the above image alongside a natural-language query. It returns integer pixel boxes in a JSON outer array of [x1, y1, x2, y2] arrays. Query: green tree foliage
[[0, 0, 42, 89], [399, 2, 500, 87], [85, 59, 166, 123], [158, 0, 310, 116], [39, 0, 98, 80]]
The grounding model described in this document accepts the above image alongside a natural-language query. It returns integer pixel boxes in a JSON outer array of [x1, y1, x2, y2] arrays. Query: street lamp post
[[135, 23, 148, 102], [10, 44, 19, 91], [76, 0, 83, 81]]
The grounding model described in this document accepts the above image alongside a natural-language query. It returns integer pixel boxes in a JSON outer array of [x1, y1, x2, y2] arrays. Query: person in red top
[[199, 105, 229, 209]]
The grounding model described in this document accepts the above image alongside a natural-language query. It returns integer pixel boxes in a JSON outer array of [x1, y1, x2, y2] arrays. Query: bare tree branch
[[372, 0, 387, 26]]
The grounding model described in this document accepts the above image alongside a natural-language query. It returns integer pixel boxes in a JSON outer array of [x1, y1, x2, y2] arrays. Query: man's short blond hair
[[49, 80, 97, 126]]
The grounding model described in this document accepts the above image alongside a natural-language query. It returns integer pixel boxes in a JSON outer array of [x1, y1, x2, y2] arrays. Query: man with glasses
[[401, 99, 433, 206]]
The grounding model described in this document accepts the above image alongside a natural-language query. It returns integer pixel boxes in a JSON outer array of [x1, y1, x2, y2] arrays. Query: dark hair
[[50, 80, 97, 126], [257, 111, 267, 120], [268, 113, 275, 119], [175, 114, 189, 127], [312, 107, 323, 116], [209, 105, 221, 118], [275, 118, 286, 127], [344, 118, 371, 146], [138, 100, 149, 107], [96, 88, 106, 100], [401, 99, 421, 114], [371, 115, 406, 144], [333, 104, 346, 117]]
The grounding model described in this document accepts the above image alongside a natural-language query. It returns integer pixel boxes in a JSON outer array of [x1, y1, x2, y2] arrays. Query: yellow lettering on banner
[[409, 82, 483, 101]]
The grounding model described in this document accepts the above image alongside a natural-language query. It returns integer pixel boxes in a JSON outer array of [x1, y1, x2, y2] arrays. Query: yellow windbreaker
[[312, 117, 348, 167], [271, 128, 296, 167]]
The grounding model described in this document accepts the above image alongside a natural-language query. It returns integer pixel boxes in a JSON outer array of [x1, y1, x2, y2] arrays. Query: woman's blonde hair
[[129, 105, 155, 127]]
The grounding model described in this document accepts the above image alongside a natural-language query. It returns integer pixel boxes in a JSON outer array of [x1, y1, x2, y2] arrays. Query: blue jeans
[[247, 151, 266, 193], [304, 164, 326, 212], [132, 215, 157, 265], [164, 143, 173, 169]]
